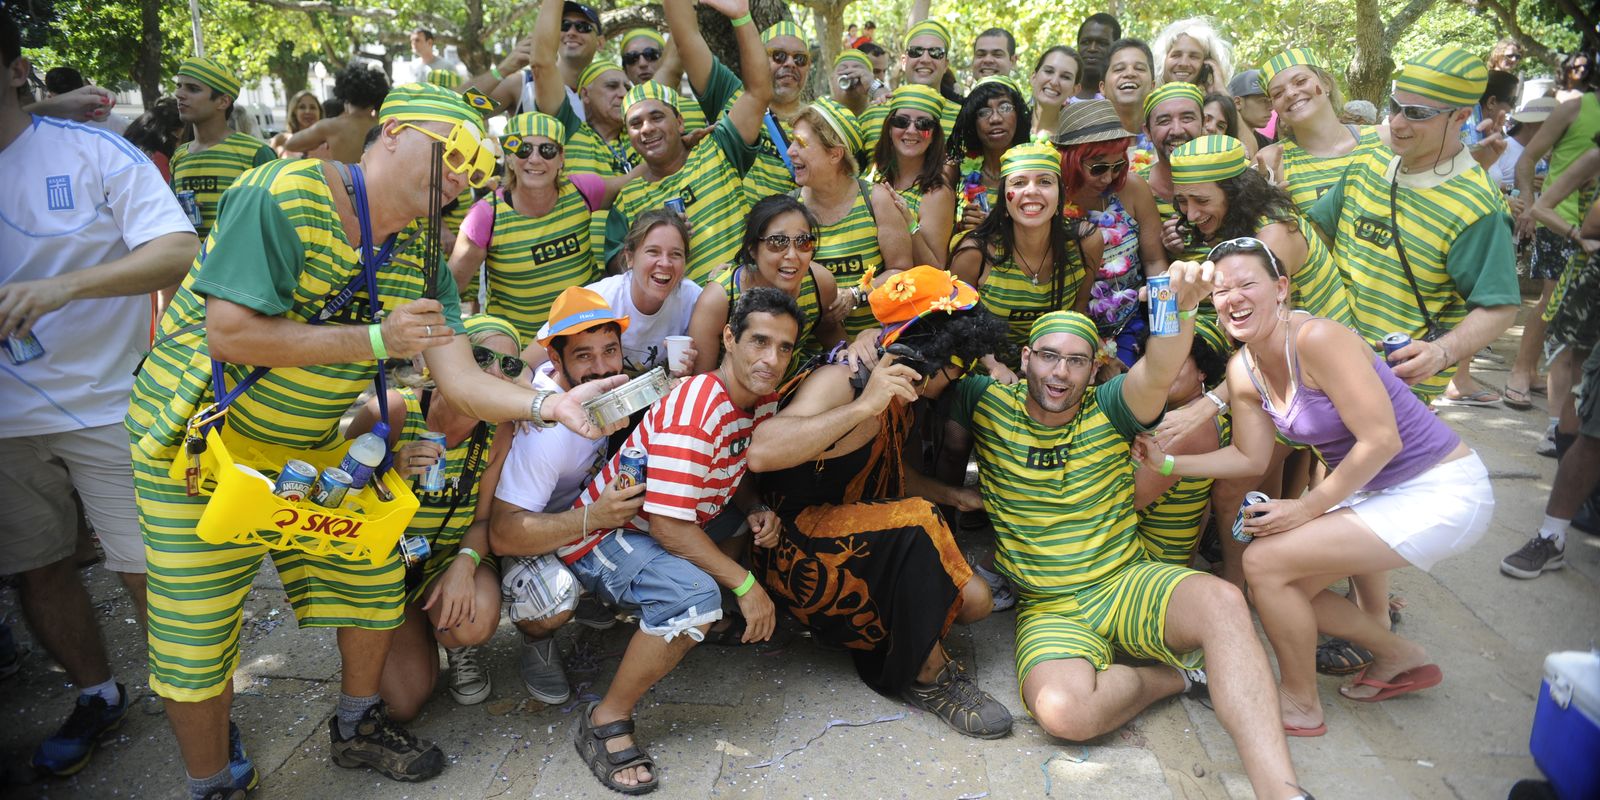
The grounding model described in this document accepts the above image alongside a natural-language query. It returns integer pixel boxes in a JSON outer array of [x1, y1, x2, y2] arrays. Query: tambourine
[[584, 367, 671, 429]]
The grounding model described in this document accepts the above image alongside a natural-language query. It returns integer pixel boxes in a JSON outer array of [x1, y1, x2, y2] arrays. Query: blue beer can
[[1232, 491, 1270, 544], [1147, 274, 1179, 337], [273, 459, 319, 502], [663, 197, 687, 216], [418, 431, 449, 492], [398, 534, 432, 569], [311, 466, 353, 508], [4, 332, 45, 365], [176, 190, 203, 227], [1381, 332, 1412, 362], [617, 446, 647, 489]]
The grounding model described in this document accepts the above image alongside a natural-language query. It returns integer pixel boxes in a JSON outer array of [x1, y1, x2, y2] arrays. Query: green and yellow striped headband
[[835, 48, 872, 71], [177, 56, 240, 98], [580, 61, 623, 90], [623, 80, 684, 117], [1395, 45, 1488, 108], [889, 84, 945, 118], [1029, 310, 1099, 352], [504, 112, 565, 143], [463, 314, 521, 346], [761, 20, 804, 45], [1261, 48, 1324, 89], [380, 82, 486, 135], [427, 69, 463, 90], [1171, 135, 1249, 184], [906, 19, 951, 48], [810, 97, 865, 155], [974, 74, 1024, 98], [1000, 142, 1061, 177], [622, 28, 665, 50], [1143, 81, 1205, 120]]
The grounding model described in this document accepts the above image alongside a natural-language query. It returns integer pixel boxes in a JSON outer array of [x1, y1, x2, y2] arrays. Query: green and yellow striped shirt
[[481, 183, 598, 345], [170, 132, 276, 241], [970, 244, 1089, 368], [1280, 126, 1383, 214], [806, 184, 884, 338], [1137, 415, 1230, 565], [396, 388, 498, 600]]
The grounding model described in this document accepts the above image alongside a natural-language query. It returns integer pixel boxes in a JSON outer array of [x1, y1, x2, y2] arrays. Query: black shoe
[[329, 703, 445, 782]]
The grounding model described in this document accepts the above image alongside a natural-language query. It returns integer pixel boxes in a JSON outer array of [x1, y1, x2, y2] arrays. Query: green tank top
[[1550, 93, 1600, 227], [972, 240, 1089, 368], [482, 183, 598, 345]]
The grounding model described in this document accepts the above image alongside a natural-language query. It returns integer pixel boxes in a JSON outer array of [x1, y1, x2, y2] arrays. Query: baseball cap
[[1227, 69, 1264, 97]]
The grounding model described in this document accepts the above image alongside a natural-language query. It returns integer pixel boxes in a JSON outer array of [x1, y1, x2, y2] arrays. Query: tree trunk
[[1464, 0, 1558, 73], [137, 0, 163, 109], [458, 0, 490, 74], [1347, 0, 1392, 106]]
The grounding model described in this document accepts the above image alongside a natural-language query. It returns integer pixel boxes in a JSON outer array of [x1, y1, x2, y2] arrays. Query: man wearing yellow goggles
[[393, 120, 495, 189]]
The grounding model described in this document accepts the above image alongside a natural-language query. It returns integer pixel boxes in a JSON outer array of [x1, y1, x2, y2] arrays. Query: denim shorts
[[568, 529, 722, 642]]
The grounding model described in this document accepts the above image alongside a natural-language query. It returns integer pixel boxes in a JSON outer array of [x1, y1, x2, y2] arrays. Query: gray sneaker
[[328, 702, 444, 782], [1536, 421, 1558, 458], [965, 551, 1016, 612], [445, 646, 491, 705], [1501, 535, 1565, 579], [573, 593, 617, 630], [901, 659, 1013, 739], [519, 636, 571, 705]]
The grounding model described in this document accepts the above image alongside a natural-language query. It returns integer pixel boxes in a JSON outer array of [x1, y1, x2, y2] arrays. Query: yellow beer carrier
[[169, 161, 420, 566]]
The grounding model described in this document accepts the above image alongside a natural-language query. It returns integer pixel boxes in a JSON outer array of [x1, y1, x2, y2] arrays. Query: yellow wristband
[[368, 323, 388, 359], [732, 571, 756, 596], [730, 12, 753, 26]]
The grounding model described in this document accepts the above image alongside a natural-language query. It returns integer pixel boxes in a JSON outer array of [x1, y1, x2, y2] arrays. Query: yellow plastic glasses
[[394, 122, 494, 188]]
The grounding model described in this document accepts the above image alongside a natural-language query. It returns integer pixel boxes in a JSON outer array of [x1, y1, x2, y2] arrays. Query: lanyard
[[764, 112, 796, 179]]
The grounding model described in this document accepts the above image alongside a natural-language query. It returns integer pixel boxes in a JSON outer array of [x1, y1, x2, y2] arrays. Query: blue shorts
[[569, 529, 722, 642]]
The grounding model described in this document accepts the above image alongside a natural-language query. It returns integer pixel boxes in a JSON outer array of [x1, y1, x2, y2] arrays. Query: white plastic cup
[[664, 336, 693, 371]]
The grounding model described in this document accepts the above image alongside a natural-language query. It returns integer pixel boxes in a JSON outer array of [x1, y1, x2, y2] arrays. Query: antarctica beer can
[[1148, 274, 1179, 337], [617, 447, 647, 489], [418, 431, 449, 492], [1232, 491, 1270, 544]]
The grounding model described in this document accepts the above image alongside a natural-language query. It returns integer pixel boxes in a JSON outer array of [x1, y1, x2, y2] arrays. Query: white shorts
[[1337, 452, 1494, 571], [0, 424, 144, 574], [500, 553, 579, 623]]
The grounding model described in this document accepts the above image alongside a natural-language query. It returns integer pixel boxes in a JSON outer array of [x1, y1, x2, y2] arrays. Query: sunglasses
[[1085, 159, 1127, 176], [760, 233, 817, 253], [906, 46, 947, 60], [977, 101, 1016, 120], [472, 346, 527, 378], [560, 19, 595, 33], [622, 47, 662, 66], [769, 49, 811, 67], [501, 135, 561, 160], [1207, 236, 1284, 278], [394, 122, 494, 188], [889, 114, 937, 132], [1387, 97, 1452, 121]]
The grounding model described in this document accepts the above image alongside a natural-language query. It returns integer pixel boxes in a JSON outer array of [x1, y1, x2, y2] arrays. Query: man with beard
[[560, 287, 801, 793], [603, 0, 771, 282], [170, 57, 276, 243], [945, 290, 1308, 799], [663, 0, 808, 206], [972, 28, 1017, 82], [1074, 13, 1121, 101], [1137, 81, 1204, 253], [492, 288, 647, 707]]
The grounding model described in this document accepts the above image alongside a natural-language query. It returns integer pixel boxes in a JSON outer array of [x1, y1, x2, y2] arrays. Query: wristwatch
[[528, 390, 558, 428], [1203, 390, 1229, 415]]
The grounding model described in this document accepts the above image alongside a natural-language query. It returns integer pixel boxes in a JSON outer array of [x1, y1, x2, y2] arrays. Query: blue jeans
[[568, 530, 722, 642]]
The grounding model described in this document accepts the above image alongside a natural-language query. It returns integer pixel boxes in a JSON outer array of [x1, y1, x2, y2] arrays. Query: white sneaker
[[445, 646, 491, 705], [1536, 421, 1558, 458], [964, 550, 1016, 612]]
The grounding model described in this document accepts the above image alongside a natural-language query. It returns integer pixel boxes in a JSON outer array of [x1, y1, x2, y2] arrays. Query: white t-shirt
[[519, 68, 586, 123], [587, 272, 702, 376], [1490, 137, 1524, 191], [410, 53, 466, 84], [1, 115, 194, 437], [494, 365, 611, 515]]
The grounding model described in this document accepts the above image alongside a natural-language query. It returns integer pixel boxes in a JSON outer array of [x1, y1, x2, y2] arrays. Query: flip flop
[[1340, 664, 1443, 702], [1436, 389, 1502, 407], [1502, 386, 1535, 410], [1284, 722, 1327, 737]]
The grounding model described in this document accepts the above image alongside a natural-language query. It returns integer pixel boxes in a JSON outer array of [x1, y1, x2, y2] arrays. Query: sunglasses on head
[[560, 19, 595, 33], [1207, 236, 1284, 278], [769, 49, 811, 67], [906, 46, 947, 60], [472, 346, 527, 378], [501, 135, 561, 160], [1387, 96, 1452, 121], [889, 114, 938, 132], [1085, 159, 1127, 176], [760, 233, 817, 253], [622, 47, 662, 66], [394, 122, 494, 188]]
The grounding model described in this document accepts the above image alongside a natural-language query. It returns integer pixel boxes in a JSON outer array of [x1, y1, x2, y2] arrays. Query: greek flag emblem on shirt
[[46, 176, 74, 211]]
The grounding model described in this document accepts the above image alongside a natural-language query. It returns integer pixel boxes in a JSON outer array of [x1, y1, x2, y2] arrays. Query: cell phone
[[1196, 63, 1213, 87]]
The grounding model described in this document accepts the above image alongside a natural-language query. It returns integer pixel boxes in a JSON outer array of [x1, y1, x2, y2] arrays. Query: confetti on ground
[[1041, 748, 1091, 794], [745, 713, 907, 769]]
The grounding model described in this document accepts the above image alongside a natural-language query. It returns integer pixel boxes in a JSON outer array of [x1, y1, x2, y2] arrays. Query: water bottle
[[339, 422, 389, 491]]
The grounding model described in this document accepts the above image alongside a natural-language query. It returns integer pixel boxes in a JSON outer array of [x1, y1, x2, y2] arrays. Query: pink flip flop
[[1284, 722, 1327, 737], [1340, 664, 1443, 702]]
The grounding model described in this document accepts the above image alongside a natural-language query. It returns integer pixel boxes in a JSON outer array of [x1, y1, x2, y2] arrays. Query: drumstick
[[425, 140, 443, 299]]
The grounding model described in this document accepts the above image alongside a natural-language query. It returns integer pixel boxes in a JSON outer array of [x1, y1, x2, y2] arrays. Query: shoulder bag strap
[[1386, 177, 1444, 340]]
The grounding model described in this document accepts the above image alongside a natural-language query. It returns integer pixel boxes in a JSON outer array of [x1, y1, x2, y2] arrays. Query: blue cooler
[[1529, 650, 1600, 800]]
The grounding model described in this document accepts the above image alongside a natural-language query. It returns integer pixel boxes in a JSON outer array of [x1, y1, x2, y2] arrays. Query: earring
[[1276, 300, 1290, 322]]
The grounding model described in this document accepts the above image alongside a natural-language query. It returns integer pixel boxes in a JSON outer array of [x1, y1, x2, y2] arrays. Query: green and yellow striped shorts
[[1013, 559, 1203, 686], [133, 456, 405, 702]]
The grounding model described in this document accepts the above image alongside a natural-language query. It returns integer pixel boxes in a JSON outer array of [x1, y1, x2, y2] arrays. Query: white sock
[[80, 677, 119, 704], [1540, 514, 1569, 549]]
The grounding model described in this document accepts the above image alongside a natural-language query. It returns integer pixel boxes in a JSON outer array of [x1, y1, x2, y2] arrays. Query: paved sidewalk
[[3, 318, 1598, 799]]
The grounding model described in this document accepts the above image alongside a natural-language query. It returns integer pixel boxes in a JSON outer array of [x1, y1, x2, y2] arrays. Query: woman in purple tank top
[[1135, 238, 1494, 737]]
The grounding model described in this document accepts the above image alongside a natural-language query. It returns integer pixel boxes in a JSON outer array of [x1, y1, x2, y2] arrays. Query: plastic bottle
[[339, 422, 389, 491]]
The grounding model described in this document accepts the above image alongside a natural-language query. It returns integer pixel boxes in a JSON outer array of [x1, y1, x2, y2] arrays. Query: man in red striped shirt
[[562, 287, 802, 794]]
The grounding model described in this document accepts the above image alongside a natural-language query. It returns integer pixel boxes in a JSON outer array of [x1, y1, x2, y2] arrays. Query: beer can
[[273, 459, 319, 502], [4, 332, 45, 365], [311, 466, 353, 508], [617, 447, 647, 489], [1147, 273, 1180, 337], [418, 431, 449, 492], [663, 197, 687, 216], [176, 190, 203, 227], [837, 75, 858, 90], [398, 534, 432, 569], [1232, 491, 1270, 544], [1381, 332, 1412, 362]]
